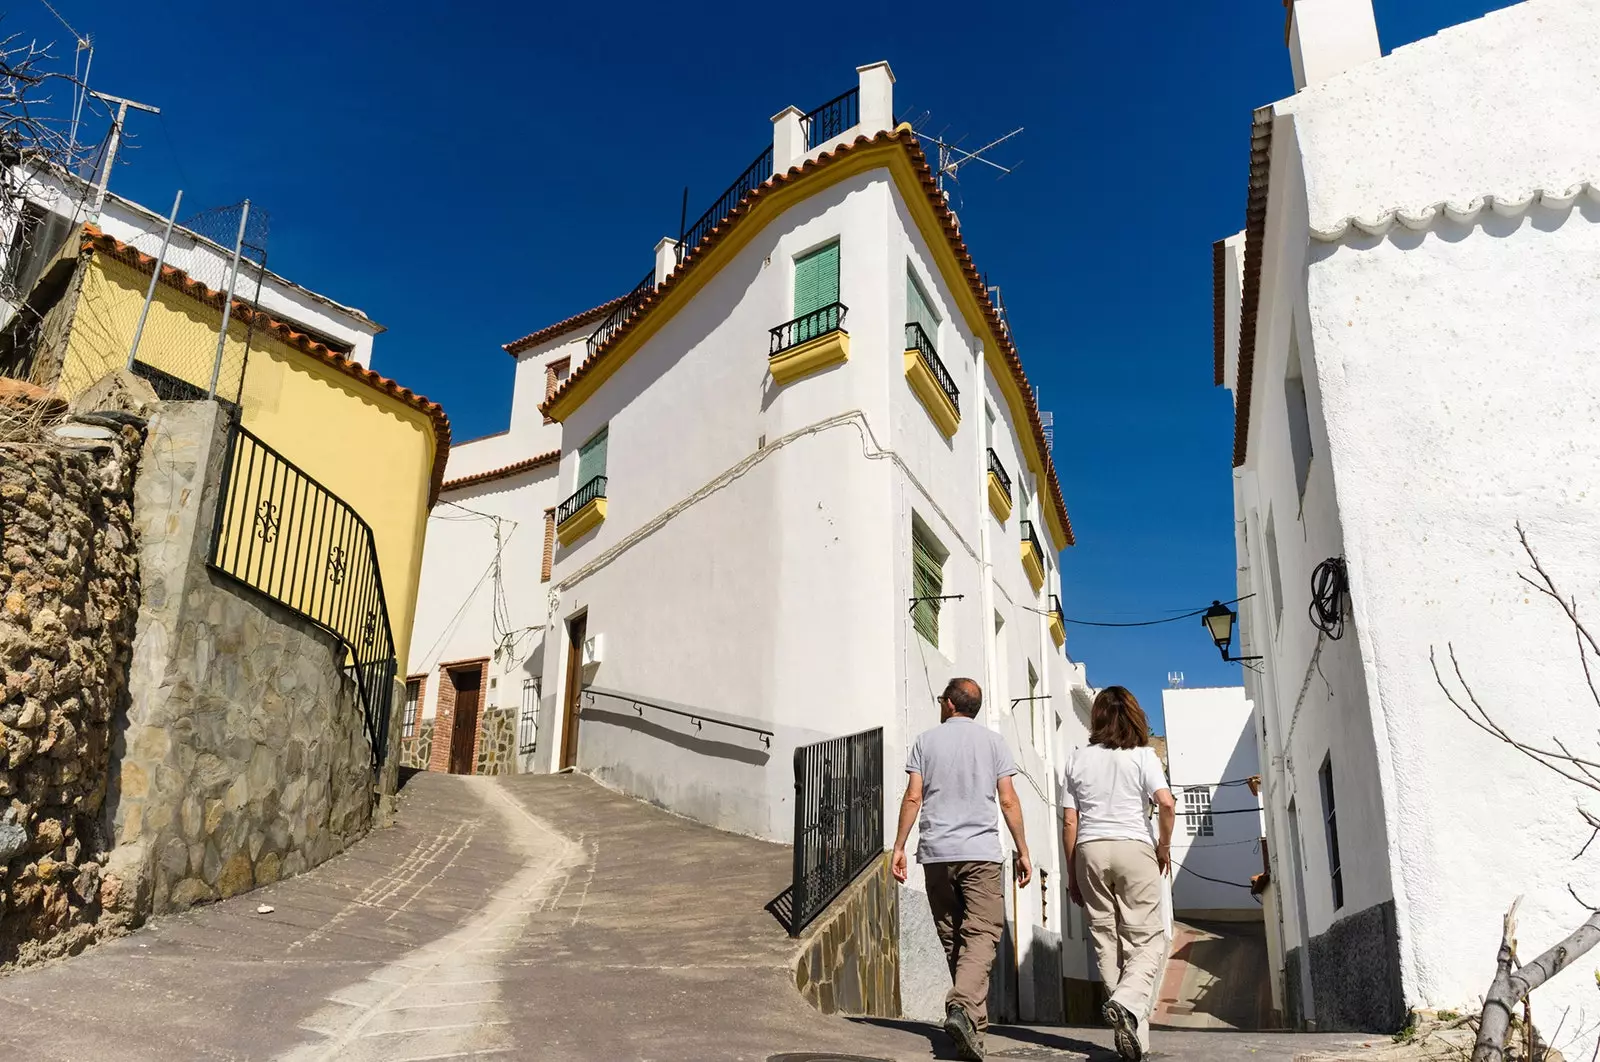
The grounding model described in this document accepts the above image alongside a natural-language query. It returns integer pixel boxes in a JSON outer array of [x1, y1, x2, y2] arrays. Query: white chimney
[[1287, 0, 1381, 92], [856, 61, 896, 136]]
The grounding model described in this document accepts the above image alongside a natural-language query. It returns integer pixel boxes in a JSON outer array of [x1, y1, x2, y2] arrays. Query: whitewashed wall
[[1161, 687, 1263, 916]]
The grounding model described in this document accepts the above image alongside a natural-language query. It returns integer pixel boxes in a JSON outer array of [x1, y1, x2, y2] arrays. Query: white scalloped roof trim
[[1310, 181, 1600, 241]]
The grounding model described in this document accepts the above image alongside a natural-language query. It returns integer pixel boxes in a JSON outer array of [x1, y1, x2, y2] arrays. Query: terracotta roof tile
[[502, 295, 627, 357], [440, 450, 560, 492], [540, 128, 1075, 547], [1231, 108, 1274, 468], [81, 224, 454, 505]]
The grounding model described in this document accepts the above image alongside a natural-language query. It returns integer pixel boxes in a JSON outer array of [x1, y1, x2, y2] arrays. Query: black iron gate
[[790, 726, 883, 935]]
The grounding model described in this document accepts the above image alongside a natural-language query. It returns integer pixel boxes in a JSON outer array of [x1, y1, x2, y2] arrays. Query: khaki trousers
[[1076, 839, 1168, 1043], [924, 860, 1004, 1031]]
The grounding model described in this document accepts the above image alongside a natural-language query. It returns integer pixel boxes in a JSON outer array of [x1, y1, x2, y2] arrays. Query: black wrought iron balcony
[[587, 271, 656, 358], [1021, 519, 1043, 560], [803, 88, 860, 150], [987, 448, 1012, 504], [906, 322, 959, 407], [1050, 594, 1064, 618], [771, 303, 848, 356], [677, 145, 775, 266], [558, 475, 608, 526]]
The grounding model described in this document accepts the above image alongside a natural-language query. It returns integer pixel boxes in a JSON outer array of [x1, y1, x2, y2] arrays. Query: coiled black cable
[[1309, 557, 1348, 639]]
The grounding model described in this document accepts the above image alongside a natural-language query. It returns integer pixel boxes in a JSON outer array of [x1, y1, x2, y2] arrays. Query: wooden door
[[560, 613, 587, 770], [448, 667, 481, 775]]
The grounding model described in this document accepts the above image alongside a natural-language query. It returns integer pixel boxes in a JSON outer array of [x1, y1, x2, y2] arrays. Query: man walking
[[892, 677, 1032, 1062]]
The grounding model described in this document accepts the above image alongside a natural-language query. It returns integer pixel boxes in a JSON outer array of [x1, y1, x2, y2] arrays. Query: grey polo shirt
[[906, 716, 1017, 864]]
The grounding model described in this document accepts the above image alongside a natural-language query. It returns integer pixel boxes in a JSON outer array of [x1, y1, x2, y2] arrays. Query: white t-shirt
[[1060, 744, 1170, 846]]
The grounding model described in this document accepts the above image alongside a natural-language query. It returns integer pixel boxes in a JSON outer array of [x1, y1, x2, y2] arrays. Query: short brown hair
[[1088, 686, 1151, 750], [943, 678, 982, 717]]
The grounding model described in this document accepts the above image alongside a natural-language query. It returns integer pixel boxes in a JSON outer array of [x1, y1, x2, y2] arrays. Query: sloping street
[[0, 773, 1373, 1061]]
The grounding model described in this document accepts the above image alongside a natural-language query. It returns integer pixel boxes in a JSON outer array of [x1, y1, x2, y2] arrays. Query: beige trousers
[[1076, 839, 1168, 1044], [924, 860, 1005, 1031]]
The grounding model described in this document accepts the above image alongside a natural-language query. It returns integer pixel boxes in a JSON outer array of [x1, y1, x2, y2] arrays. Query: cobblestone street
[[0, 773, 1375, 1061]]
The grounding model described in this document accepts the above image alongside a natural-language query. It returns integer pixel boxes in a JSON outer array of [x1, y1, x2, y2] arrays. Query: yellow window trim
[[543, 134, 1070, 552]]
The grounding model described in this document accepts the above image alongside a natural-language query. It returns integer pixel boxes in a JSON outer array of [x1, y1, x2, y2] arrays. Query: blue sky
[[48, 0, 1507, 732]]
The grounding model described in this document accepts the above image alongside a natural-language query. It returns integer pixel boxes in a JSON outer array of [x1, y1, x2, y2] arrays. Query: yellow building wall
[[60, 254, 435, 667]]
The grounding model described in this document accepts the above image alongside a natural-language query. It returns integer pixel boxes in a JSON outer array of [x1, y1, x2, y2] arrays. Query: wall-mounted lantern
[[1202, 601, 1264, 664]]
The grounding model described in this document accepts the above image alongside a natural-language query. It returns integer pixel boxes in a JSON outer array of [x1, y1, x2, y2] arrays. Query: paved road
[[0, 772, 1378, 1061]]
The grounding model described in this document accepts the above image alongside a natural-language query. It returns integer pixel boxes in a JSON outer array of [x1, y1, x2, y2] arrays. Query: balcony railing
[[587, 269, 657, 358], [906, 321, 959, 408], [770, 302, 847, 356], [790, 726, 883, 935], [803, 87, 860, 149], [1050, 593, 1064, 618], [987, 448, 1012, 503], [208, 422, 396, 771], [677, 145, 776, 266], [557, 474, 607, 525], [1021, 519, 1044, 561]]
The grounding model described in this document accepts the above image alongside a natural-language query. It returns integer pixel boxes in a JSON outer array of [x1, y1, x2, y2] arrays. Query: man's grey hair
[[944, 678, 983, 717]]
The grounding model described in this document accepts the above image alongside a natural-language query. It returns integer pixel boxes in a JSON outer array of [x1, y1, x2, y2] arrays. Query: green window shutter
[[906, 268, 938, 343], [794, 242, 840, 320], [912, 529, 942, 646], [578, 427, 608, 486]]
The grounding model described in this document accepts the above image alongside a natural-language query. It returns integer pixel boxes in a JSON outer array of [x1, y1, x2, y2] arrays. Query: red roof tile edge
[[502, 295, 628, 356], [1232, 109, 1274, 468], [540, 128, 1075, 547], [81, 224, 454, 506], [440, 450, 560, 492]]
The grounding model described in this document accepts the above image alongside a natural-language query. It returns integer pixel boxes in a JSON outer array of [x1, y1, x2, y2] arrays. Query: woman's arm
[[1062, 807, 1083, 905]]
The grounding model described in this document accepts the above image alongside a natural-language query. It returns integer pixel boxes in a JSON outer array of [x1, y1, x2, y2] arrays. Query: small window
[[403, 679, 421, 739], [1285, 330, 1314, 501], [794, 242, 840, 317], [1184, 786, 1214, 837], [911, 518, 947, 648], [1265, 510, 1284, 633], [1319, 755, 1344, 909], [577, 426, 608, 489]]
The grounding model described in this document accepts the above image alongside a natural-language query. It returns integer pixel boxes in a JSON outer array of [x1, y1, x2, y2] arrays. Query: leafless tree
[[1433, 524, 1600, 1062]]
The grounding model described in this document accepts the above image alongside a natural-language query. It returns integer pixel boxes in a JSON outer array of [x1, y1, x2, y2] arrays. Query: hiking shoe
[[1101, 999, 1143, 1061], [944, 1004, 984, 1061]]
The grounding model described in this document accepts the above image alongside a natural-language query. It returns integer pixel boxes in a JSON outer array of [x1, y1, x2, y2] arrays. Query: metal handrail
[[557, 474, 607, 525], [677, 145, 775, 266], [987, 448, 1012, 501], [207, 422, 396, 770], [803, 87, 860, 149], [584, 689, 773, 748], [587, 270, 656, 358], [770, 302, 847, 356], [906, 321, 959, 407], [1021, 519, 1044, 561]]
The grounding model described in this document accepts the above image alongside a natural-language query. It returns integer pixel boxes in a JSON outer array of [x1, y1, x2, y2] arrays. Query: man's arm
[[997, 775, 1032, 886], [1154, 787, 1176, 874], [1062, 807, 1082, 905], [890, 772, 923, 883]]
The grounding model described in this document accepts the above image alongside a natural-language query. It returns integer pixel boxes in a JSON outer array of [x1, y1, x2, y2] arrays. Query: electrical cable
[[1053, 594, 1255, 629], [1309, 557, 1349, 639], [1176, 867, 1256, 890]]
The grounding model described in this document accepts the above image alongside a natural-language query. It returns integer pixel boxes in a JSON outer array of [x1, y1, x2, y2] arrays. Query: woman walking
[[1062, 686, 1176, 1062]]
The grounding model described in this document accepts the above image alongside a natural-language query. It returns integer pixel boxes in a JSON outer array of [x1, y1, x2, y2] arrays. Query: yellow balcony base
[[557, 496, 607, 546], [1021, 541, 1045, 592], [770, 330, 849, 384], [1049, 614, 1066, 647], [904, 349, 960, 438], [987, 472, 1012, 523]]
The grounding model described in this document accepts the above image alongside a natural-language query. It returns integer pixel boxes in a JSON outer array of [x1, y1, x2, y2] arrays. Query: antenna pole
[[88, 91, 160, 216], [208, 199, 250, 399], [126, 187, 182, 372]]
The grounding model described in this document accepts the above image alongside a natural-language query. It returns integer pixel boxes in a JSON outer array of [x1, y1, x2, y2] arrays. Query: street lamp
[[1202, 601, 1263, 663]]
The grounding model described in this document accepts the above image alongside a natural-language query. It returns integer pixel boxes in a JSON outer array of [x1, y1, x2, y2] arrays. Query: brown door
[[448, 667, 481, 775], [560, 613, 587, 770]]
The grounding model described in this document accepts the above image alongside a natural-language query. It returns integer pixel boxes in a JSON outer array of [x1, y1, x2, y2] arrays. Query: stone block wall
[[474, 707, 515, 776], [106, 402, 374, 915], [400, 719, 433, 771], [0, 418, 143, 966], [793, 852, 901, 1018]]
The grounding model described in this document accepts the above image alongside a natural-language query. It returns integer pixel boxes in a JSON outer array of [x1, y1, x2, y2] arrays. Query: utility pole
[[87, 91, 160, 216]]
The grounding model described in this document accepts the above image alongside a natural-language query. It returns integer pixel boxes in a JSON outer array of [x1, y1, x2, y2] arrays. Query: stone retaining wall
[[0, 418, 143, 966], [474, 707, 516, 776], [105, 402, 373, 915], [400, 719, 433, 771], [793, 852, 901, 1018]]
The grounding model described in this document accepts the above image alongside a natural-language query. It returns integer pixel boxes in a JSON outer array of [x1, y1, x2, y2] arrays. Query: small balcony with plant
[[904, 321, 959, 437], [1048, 594, 1065, 648], [1020, 518, 1046, 592], [769, 302, 849, 384], [986, 448, 1012, 523]]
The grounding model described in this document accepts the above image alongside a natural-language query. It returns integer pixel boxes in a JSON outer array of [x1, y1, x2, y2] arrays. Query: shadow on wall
[[580, 704, 771, 766]]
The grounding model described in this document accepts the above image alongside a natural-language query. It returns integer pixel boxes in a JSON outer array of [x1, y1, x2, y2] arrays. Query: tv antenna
[[1168, 671, 1186, 689], [897, 107, 1023, 201]]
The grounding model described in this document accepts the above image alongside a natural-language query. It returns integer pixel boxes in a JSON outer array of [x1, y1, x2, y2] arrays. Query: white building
[[1215, 0, 1600, 1044], [407, 62, 1092, 1023], [1160, 686, 1264, 919]]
